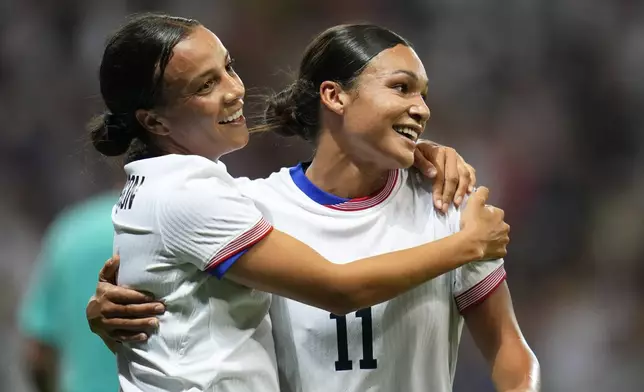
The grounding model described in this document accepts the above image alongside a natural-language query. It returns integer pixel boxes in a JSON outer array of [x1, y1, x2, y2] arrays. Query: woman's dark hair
[[263, 24, 411, 142], [88, 13, 200, 160]]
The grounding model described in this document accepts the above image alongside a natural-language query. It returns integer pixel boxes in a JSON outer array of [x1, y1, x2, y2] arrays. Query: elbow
[[317, 279, 367, 316], [312, 267, 377, 315], [317, 291, 355, 316]]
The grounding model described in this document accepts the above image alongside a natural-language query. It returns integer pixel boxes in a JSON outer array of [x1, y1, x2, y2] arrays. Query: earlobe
[[319, 81, 345, 115]]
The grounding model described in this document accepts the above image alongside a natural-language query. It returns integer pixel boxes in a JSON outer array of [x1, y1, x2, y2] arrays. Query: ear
[[135, 109, 170, 136], [319, 81, 350, 115]]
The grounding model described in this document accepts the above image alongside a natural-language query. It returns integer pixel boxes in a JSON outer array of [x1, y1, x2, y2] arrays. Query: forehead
[[361, 44, 427, 81], [164, 26, 227, 82]]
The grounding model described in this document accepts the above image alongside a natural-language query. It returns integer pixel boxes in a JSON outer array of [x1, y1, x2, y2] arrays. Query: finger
[[98, 255, 120, 283], [431, 148, 446, 211], [113, 331, 149, 342], [102, 316, 159, 330], [441, 149, 459, 212], [413, 142, 438, 178], [102, 302, 165, 318], [471, 186, 489, 205], [466, 163, 477, 192], [103, 284, 158, 304], [453, 161, 471, 207]]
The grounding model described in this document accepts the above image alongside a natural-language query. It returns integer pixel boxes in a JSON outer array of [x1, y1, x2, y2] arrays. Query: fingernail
[[137, 333, 148, 341], [149, 319, 159, 328], [428, 168, 437, 177], [455, 196, 463, 205], [468, 185, 474, 192], [436, 200, 442, 209], [154, 305, 165, 313]]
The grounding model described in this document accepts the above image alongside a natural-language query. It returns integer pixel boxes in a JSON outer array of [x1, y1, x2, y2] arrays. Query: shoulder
[[156, 169, 262, 229], [47, 192, 118, 241], [234, 166, 293, 205]]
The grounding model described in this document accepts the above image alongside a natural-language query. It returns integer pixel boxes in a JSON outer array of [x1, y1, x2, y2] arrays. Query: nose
[[409, 98, 430, 127], [222, 74, 245, 105]]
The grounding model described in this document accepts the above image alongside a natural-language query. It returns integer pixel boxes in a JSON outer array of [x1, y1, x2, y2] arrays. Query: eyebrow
[[391, 69, 428, 83], [390, 69, 429, 93]]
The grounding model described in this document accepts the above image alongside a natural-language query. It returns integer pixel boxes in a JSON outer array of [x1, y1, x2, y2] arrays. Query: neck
[[306, 133, 389, 199]]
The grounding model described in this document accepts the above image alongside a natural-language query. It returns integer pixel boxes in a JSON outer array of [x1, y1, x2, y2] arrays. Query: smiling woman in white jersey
[[89, 21, 541, 392], [86, 14, 511, 392]]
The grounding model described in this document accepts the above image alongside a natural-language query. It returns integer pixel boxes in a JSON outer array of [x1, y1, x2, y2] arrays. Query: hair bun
[[89, 112, 136, 157], [264, 80, 318, 140], [264, 84, 301, 137]]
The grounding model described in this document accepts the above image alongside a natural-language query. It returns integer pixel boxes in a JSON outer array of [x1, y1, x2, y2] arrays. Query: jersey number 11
[[330, 307, 378, 371]]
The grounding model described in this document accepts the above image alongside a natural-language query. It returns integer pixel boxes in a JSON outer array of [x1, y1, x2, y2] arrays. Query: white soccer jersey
[[112, 154, 279, 392], [237, 163, 506, 392]]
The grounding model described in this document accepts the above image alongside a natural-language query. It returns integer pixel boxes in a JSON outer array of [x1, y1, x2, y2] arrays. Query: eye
[[198, 79, 215, 94], [392, 83, 409, 94], [225, 58, 236, 74]]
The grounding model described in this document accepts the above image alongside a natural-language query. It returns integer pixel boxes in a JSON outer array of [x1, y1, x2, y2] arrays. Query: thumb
[[470, 186, 489, 206], [98, 255, 120, 284], [413, 145, 437, 178]]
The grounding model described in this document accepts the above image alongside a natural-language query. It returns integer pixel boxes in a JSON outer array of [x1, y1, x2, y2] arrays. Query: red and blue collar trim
[[288, 162, 398, 211]]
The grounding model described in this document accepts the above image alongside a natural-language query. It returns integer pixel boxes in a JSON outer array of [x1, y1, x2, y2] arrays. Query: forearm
[[490, 339, 540, 392], [230, 229, 483, 315], [335, 229, 483, 313]]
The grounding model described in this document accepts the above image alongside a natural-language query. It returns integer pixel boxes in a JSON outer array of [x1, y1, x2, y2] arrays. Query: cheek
[[346, 97, 396, 138]]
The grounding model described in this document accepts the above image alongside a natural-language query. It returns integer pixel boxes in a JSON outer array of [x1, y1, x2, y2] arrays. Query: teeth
[[393, 126, 419, 141], [219, 109, 243, 124]]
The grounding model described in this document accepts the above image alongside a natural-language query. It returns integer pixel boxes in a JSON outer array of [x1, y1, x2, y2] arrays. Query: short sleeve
[[447, 195, 507, 313], [18, 227, 64, 345], [158, 177, 273, 278]]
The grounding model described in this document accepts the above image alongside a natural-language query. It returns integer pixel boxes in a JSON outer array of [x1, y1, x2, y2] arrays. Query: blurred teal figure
[[19, 192, 119, 392]]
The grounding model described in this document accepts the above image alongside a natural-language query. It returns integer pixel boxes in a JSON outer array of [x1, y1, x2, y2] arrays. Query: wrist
[[455, 228, 485, 262]]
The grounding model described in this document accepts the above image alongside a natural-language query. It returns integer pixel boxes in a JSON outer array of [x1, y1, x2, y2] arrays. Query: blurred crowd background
[[2, 1, 643, 391]]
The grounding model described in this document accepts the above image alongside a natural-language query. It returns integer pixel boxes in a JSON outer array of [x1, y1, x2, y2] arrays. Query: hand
[[459, 187, 510, 260], [413, 140, 477, 213], [86, 255, 165, 343]]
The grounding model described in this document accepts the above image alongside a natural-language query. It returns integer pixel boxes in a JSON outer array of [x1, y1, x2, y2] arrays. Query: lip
[[220, 114, 246, 126], [392, 125, 422, 144], [393, 123, 423, 134], [218, 107, 244, 124], [396, 132, 417, 148]]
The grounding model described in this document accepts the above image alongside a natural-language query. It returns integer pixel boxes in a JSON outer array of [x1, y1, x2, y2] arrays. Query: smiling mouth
[[393, 125, 419, 142], [218, 108, 243, 124]]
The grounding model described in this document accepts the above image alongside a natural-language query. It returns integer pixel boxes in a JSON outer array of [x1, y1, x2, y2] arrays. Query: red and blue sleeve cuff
[[206, 218, 273, 279]]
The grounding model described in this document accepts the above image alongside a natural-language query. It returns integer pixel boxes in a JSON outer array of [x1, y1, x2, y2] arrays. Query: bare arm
[[228, 227, 484, 315], [225, 187, 508, 315], [464, 282, 541, 392], [88, 188, 508, 343], [23, 339, 57, 392]]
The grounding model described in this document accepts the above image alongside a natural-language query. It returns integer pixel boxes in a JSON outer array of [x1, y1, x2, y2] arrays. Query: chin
[[382, 149, 415, 169], [229, 134, 250, 153], [397, 152, 415, 168]]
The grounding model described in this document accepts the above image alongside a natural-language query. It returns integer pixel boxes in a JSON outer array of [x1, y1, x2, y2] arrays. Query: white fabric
[[113, 154, 278, 392], [237, 167, 505, 392]]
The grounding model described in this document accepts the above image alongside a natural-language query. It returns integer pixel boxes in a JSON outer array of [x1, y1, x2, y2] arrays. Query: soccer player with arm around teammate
[[86, 14, 510, 391], [87, 20, 538, 392]]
